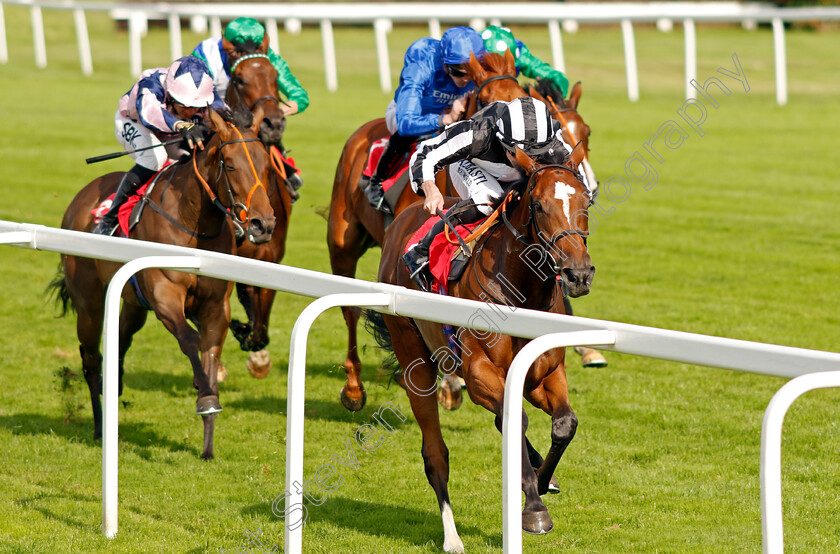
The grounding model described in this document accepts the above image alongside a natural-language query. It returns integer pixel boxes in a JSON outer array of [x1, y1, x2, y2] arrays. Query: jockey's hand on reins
[[175, 121, 207, 150]]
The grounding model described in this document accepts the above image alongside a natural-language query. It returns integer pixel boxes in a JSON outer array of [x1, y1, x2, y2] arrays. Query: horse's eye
[[225, 163, 236, 172], [533, 202, 544, 213]]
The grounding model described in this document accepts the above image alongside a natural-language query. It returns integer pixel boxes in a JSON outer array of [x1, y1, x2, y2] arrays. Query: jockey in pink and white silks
[[94, 56, 229, 236], [402, 97, 592, 291]]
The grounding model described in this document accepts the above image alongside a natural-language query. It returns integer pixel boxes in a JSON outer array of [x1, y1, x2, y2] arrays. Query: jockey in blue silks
[[364, 26, 485, 214]]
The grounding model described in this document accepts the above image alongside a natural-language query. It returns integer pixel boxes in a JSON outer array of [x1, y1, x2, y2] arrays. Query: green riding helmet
[[480, 25, 569, 98]]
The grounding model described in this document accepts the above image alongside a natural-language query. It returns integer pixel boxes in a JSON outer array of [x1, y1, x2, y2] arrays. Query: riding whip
[[85, 137, 183, 164]]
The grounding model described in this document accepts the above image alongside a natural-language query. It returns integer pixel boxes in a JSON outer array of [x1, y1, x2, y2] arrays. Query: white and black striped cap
[[495, 97, 558, 155]]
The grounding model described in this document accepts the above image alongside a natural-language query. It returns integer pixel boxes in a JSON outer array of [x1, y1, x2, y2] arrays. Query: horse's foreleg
[[230, 282, 255, 350], [387, 316, 462, 553], [245, 286, 275, 379], [193, 294, 230, 460], [530, 370, 578, 496], [562, 296, 608, 367]]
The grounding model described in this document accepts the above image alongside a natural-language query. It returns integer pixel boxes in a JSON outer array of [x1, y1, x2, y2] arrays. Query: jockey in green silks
[[480, 25, 570, 97]]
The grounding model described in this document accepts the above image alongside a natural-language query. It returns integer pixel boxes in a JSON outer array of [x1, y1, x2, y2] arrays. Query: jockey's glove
[[174, 121, 207, 146]]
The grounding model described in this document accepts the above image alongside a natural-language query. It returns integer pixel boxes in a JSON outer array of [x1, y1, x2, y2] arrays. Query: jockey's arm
[[420, 180, 444, 216], [280, 100, 299, 117]]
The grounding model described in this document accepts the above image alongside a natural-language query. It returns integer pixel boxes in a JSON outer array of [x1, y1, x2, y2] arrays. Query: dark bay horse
[[328, 50, 527, 411], [50, 108, 274, 459], [372, 144, 593, 549], [223, 54, 294, 378]]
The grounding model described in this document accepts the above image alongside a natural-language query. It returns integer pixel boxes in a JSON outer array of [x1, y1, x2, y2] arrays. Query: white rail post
[[683, 19, 697, 101], [285, 293, 393, 554], [102, 256, 202, 539], [128, 11, 146, 77], [374, 18, 392, 93], [620, 19, 639, 102], [0, 2, 7, 64], [73, 8, 93, 75], [760, 370, 840, 553], [30, 4, 46, 68], [548, 19, 565, 74], [210, 16, 222, 39], [320, 19, 337, 92], [266, 18, 279, 54], [428, 18, 442, 40], [502, 330, 615, 553], [771, 17, 788, 106], [168, 13, 182, 61]]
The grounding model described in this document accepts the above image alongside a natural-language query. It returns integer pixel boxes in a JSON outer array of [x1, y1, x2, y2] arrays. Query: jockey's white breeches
[[114, 112, 176, 171], [449, 160, 506, 216]]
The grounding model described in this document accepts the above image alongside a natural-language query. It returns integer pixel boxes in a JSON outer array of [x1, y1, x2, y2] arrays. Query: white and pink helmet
[[164, 56, 215, 107]]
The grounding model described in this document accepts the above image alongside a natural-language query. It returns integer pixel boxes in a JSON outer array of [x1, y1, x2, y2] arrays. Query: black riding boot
[[364, 132, 414, 214], [401, 199, 485, 291], [92, 165, 154, 236]]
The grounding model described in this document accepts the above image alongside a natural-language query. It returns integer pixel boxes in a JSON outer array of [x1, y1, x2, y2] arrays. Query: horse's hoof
[[247, 349, 271, 379], [217, 362, 228, 383], [438, 375, 463, 411], [196, 395, 223, 415], [547, 474, 560, 494], [574, 346, 608, 368], [522, 510, 554, 535], [340, 387, 367, 412]]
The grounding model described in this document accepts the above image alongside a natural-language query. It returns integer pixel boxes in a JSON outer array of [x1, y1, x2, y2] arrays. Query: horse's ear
[[514, 146, 538, 175], [568, 140, 586, 168], [568, 82, 582, 109], [249, 104, 265, 135], [467, 52, 486, 84], [208, 108, 232, 142], [258, 33, 270, 54], [503, 48, 516, 75]]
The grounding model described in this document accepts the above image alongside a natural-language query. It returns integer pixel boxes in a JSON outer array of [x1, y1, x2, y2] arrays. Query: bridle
[[473, 74, 520, 111], [192, 124, 268, 237], [229, 53, 287, 112]]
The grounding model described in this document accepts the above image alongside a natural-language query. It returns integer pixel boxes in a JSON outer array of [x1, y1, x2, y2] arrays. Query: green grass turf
[[0, 8, 839, 553]]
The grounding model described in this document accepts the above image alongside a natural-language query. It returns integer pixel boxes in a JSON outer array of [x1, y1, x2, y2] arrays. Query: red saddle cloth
[[90, 162, 175, 235], [364, 138, 417, 193], [406, 212, 484, 294]]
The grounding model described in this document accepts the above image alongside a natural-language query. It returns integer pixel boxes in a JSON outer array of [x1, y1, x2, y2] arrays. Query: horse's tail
[[45, 263, 74, 317], [362, 309, 400, 377]]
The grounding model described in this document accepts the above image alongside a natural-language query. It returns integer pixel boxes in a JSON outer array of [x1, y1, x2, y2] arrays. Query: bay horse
[[527, 79, 607, 368], [223, 54, 294, 378], [372, 144, 593, 551], [328, 50, 527, 411], [49, 108, 274, 460]]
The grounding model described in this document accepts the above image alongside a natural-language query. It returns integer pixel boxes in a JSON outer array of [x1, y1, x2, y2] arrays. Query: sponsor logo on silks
[[121, 122, 141, 148], [432, 90, 463, 103]]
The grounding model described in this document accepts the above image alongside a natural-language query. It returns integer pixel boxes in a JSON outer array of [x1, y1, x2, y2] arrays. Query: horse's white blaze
[[554, 181, 575, 221], [440, 502, 464, 553]]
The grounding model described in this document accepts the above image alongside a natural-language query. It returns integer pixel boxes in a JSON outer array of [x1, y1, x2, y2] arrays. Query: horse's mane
[[526, 78, 566, 107], [480, 52, 515, 76]]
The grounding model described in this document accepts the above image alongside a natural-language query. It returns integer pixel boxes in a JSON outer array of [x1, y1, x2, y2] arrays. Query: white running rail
[[2, 219, 839, 552]]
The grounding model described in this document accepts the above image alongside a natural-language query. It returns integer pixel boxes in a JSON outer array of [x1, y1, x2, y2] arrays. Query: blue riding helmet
[[440, 26, 485, 65]]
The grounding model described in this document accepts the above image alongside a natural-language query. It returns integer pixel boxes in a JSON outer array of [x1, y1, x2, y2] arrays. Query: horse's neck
[[170, 154, 227, 238], [475, 202, 557, 311]]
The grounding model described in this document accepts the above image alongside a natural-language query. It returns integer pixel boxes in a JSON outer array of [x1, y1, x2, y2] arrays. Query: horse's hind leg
[[77, 311, 104, 440], [118, 302, 148, 395], [386, 316, 463, 553], [328, 219, 372, 412]]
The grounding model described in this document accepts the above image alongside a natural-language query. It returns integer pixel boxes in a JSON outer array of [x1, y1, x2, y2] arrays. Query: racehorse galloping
[[50, 109, 274, 459], [224, 54, 294, 378], [328, 50, 526, 411], [374, 145, 593, 551]]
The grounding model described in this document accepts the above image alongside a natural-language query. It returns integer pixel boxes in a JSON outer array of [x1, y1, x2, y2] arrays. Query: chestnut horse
[[328, 50, 527, 411], [50, 109, 274, 459], [373, 144, 593, 551], [527, 79, 607, 367], [223, 54, 294, 378]]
